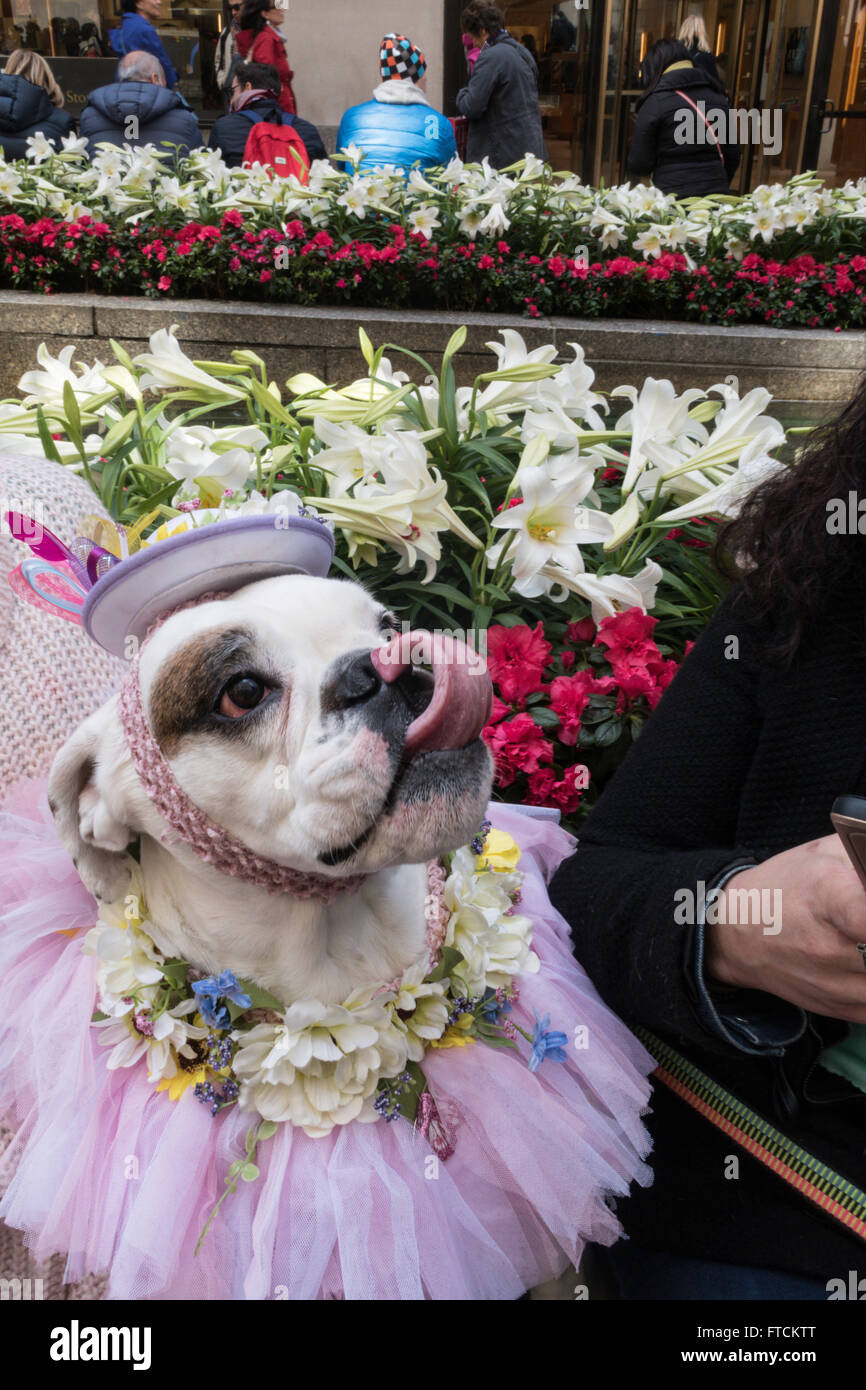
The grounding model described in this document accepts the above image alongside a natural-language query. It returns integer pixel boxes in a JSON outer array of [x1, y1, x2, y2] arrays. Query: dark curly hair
[[461, 2, 506, 39], [237, 0, 272, 38], [715, 377, 866, 664]]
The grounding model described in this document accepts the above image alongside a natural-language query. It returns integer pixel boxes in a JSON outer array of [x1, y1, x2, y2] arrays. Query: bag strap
[[635, 1024, 866, 1244], [238, 108, 265, 125], [674, 89, 725, 164]]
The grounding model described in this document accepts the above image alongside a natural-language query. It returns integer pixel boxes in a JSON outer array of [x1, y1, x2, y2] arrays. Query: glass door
[[805, 0, 866, 184], [504, 1, 592, 175], [750, 0, 825, 182], [594, 0, 683, 185]]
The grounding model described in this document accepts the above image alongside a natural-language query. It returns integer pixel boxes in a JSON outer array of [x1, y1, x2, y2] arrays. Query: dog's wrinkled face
[[126, 574, 493, 876]]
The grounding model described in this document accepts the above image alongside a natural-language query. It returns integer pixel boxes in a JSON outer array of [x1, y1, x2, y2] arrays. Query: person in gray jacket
[[456, 0, 546, 169], [79, 50, 202, 157]]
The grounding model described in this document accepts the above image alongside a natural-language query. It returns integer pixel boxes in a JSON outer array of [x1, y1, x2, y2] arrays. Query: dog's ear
[[47, 701, 136, 902]]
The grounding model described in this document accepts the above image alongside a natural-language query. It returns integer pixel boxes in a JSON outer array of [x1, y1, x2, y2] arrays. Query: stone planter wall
[[1, 291, 864, 425]]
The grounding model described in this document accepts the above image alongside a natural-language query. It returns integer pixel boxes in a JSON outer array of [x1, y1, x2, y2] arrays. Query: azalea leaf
[[529, 706, 560, 729], [595, 719, 625, 747]]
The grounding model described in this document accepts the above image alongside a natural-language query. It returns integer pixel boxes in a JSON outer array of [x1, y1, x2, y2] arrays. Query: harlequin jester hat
[[3, 503, 335, 659], [379, 33, 427, 83]]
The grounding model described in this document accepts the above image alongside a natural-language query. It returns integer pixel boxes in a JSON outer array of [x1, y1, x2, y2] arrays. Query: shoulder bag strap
[[674, 88, 725, 163]]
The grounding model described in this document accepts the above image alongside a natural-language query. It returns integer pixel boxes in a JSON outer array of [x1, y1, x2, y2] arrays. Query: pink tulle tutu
[[0, 783, 653, 1300]]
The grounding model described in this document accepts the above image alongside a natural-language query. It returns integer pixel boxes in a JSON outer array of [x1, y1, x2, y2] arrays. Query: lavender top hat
[[83, 515, 335, 658], [3, 506, 336, 661]]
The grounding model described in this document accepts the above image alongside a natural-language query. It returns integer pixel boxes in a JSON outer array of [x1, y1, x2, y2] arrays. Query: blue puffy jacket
[[337, 88, 456, 174], [109, 12, 178, 89], [0, 73, 74, 159], [80, 82, 201, 158]]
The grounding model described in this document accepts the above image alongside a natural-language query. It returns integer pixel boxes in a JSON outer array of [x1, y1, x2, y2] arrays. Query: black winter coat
[[687, 43, 723, 86], [549, 587, 866, 1280], [0, 73, 74, 159], [208, 97, 326, 168], [627, 62, 740, 196], [456, 32, 546, 169], [79, 82, 202, 158]]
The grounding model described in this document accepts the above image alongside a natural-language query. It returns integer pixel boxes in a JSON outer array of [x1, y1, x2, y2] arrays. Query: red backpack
[[240, 110, 310, 183]]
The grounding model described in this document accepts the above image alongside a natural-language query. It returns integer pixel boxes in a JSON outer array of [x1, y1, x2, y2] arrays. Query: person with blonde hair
[[0, 48, 74, 158], [677, 13, 722, 83]]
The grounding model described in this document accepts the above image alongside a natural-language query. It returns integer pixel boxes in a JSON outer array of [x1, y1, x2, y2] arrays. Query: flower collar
[[83, 824, 567, 1247]]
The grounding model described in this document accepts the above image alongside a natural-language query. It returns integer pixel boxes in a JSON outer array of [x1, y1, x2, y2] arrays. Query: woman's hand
[[706, 835, 866, 1023]]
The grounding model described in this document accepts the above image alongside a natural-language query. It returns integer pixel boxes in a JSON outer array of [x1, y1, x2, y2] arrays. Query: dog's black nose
[[329, 650, 382, 709]]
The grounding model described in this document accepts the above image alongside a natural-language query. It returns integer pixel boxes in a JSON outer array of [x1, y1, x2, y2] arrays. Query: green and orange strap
[[635, 1026, 866, 1244]]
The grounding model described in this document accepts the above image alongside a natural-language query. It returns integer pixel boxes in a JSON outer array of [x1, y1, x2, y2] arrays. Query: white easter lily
[[491, 459, 613, 588], [0, 166, 23, 199], [24, 131, 56, 165], [589, 203, 627, 249], [58, 132, 91, 159], [337, 178, 371, 218], [408, 203, 441, 239], [532, 342, 608, 429], [133, 329, 248, 401], [162, 422, 267, 491], [658, 433, 788, 522], [611, 378, 708, 494], [17, 343, 110, 410], [312, 416, 390, 495], [553, 559, 664, 622]]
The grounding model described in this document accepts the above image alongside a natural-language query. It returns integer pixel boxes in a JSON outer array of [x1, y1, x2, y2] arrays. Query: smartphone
[[831, 795, 866, 890]]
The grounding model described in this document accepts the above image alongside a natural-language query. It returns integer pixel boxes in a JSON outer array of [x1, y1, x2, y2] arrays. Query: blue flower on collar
[[528, 1011, 568, 1072], [192, 971, 252, 1030]]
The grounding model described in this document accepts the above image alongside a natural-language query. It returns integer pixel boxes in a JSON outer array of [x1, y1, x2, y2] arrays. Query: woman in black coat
[[626, 37, 739, 197], [0, 49, 74, 159], [550, 379, 866, 1299]]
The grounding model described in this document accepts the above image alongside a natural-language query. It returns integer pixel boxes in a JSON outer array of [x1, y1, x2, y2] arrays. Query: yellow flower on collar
[[475, 829, 521, 873], [429, 1014, 476, 1049], [156, 1064, 207, 1101]]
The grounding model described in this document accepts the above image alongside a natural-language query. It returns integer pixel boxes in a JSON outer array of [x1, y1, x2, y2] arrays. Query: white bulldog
[[47, 574, 495, 1004]]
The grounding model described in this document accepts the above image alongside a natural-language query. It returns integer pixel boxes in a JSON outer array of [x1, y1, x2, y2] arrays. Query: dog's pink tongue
[[371, 629, 493, 752]]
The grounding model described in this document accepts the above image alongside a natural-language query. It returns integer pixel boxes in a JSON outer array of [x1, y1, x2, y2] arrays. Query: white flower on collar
[[232, 992, 410, 1137], [391, 961, 450, 1061], [94, 999, 207, 1082]]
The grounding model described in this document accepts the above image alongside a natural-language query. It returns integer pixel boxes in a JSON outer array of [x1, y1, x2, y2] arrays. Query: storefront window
[[0, 0, 226, 117]]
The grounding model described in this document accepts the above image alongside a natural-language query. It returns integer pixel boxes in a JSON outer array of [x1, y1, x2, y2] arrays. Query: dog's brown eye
[[217, 674, 270, 719]]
